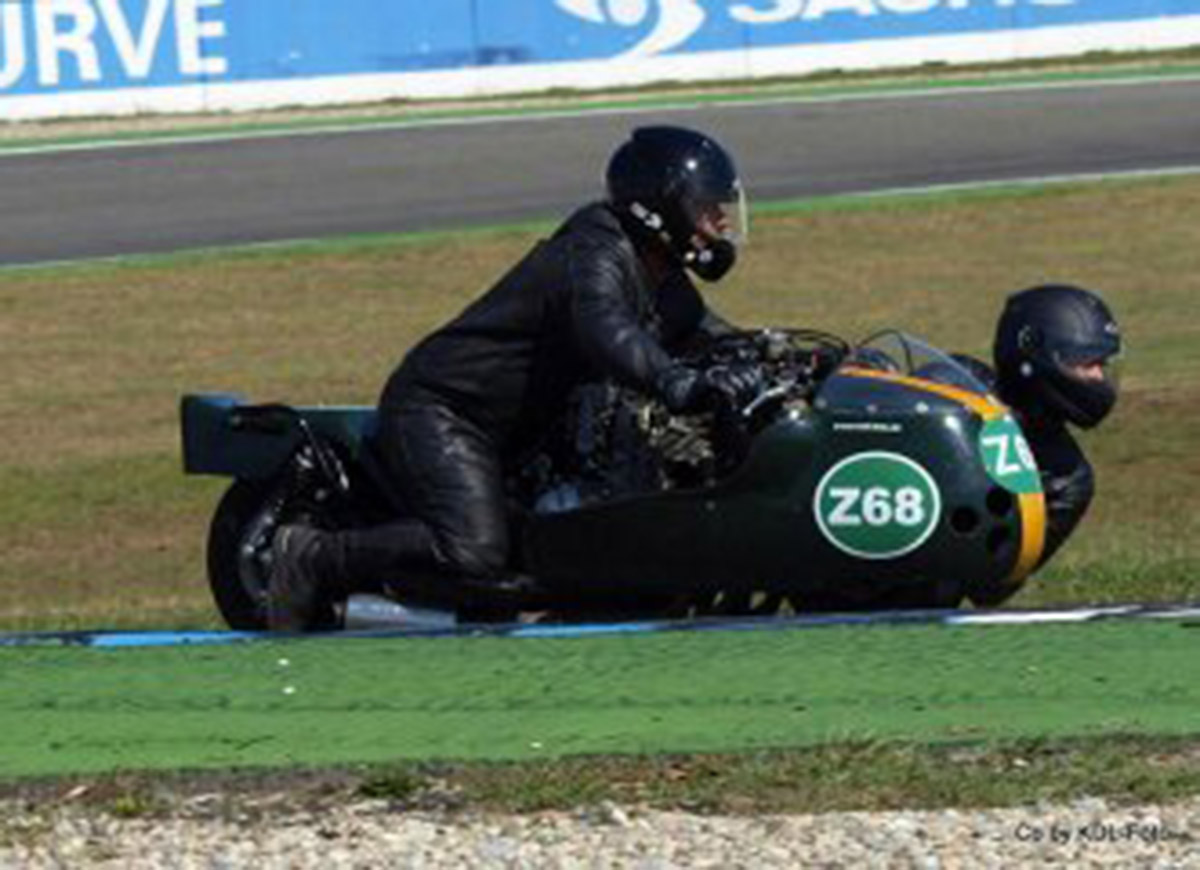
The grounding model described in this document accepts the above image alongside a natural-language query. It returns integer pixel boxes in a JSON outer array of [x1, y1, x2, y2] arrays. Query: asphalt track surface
[[3, 77, 1200, 266]]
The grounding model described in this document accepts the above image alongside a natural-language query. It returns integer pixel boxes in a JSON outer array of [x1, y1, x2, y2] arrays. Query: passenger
[[804, 284, 1122, 612], [958, 283, 1122, 604]]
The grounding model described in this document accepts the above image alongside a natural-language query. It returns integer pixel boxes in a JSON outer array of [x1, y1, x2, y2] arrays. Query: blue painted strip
[[2, 604, 1198, 649], [88, 630, 263, 648], [0, 629, 263, 649], [508, 621, 665, 639]]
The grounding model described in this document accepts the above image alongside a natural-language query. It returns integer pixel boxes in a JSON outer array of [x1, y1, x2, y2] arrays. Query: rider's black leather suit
[[330, 203, 728, 599]]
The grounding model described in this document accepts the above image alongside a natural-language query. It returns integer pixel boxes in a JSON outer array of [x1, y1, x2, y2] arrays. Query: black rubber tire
[[206, 479, 277, 630]]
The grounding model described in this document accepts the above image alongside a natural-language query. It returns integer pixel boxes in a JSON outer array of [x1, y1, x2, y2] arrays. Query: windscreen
[[846, 331, 991, 395]]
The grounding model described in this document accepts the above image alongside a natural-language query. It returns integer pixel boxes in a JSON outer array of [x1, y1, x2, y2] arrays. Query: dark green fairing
[[524, 371, 1027, 607], [182, 368, 1034, 608]]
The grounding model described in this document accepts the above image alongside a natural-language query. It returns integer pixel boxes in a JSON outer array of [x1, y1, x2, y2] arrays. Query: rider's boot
[[270, 520, 527, 628], [267, 525, 347, 632]]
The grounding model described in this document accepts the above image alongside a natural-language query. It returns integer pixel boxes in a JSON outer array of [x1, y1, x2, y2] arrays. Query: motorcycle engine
[[527, 382, 719, 514], [523, 329, 848, 514]]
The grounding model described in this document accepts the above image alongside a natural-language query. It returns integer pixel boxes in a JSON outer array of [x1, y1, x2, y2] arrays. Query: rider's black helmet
[[993, 284, 1122, 429], [606, 125, 747, 282]]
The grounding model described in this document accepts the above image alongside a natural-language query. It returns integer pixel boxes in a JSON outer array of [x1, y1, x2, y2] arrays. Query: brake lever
[[734, 379, 801, 420], [740, 383, 794, 421]]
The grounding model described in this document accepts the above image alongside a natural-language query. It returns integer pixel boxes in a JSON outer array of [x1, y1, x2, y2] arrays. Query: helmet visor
[[1052, 345, 1122, 393], [688, 184, 749, 246]]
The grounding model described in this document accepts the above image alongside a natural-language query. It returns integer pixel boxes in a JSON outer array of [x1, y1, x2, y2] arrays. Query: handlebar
[[740, 384, 795, 421]]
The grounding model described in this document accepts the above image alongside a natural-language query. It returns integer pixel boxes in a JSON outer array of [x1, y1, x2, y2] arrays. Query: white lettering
[[0, 5, 27, 89], [35, 0, 101, 88], [730, 0, 1068, 25], [828, 487, 862, 527], [893, 487, 925, 526], [1014, 434, 1035, 470], [878, 0, 940, 12], [825, 484, 928, 528], [176, 0, 227, 76], [98, 0, 171, 80], [727, 0, 1069, 25], [607, 0, 650, 27], [861, 487, 892, 525], [730, 0, 804, 25], [557, 0, 607, 25], [983, 434, 1025, 476], [803, 0, 880, 19]]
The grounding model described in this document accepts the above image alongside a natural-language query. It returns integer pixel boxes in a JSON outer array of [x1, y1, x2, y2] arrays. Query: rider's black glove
[[704, 363, 763, 407], [656, 366, 708, 414], [657, 364, 762, 414]]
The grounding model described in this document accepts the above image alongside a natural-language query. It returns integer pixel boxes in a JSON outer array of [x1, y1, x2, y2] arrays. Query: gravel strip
[[2, 797, 1195, 868]]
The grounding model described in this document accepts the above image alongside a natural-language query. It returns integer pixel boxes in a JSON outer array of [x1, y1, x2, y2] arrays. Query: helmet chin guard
[[685, 239, 738, 283]]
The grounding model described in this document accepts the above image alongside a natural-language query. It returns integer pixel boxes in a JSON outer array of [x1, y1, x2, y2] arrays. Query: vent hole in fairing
[[950, 507, 980, 535]]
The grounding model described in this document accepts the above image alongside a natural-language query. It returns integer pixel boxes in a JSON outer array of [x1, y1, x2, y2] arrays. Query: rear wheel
[[206, 479, 282, 630]]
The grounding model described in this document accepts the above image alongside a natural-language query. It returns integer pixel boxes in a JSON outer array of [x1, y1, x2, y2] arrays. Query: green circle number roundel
[[813, 451, 942, 560]]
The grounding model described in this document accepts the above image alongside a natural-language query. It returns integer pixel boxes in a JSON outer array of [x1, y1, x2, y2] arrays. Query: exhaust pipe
[[341, 594, 457, 630]]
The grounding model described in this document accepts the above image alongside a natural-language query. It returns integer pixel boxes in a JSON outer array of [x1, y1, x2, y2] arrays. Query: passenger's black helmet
[[993, 284, 1122, 429], [606, 126, 747, 281]]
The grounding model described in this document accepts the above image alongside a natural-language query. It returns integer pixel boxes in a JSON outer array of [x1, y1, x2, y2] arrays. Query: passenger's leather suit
[[956, 355, 1096, 573]]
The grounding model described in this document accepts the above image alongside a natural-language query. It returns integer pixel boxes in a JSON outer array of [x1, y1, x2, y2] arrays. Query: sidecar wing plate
[[180, 393, 376, 479]]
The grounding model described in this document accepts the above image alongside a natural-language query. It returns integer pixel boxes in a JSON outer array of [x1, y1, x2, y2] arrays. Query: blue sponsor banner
[[1, 0, 1199, 98]]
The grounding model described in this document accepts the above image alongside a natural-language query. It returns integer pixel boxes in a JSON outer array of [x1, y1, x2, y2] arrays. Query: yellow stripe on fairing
[[838, 366, 1008, 421], [1009, 491, 1048, 587]]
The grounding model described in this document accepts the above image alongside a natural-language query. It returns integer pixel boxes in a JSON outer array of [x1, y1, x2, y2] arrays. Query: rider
[[960, 283, 1122, 605], [267, 125, 760, 631]]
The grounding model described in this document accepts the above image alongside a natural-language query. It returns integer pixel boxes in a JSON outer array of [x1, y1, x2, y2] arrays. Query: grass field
[[1, 174, 1198, 630]]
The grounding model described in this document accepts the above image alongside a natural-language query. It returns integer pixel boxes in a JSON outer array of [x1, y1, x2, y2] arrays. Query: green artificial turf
[[1, 619, 1195, 778]]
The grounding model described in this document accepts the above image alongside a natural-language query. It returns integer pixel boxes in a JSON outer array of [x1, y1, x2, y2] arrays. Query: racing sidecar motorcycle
[[181, 330, 1047, 630]]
